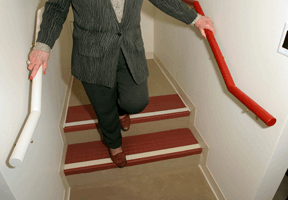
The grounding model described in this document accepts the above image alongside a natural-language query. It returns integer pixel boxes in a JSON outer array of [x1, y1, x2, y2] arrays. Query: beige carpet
[[70, 166, 216, 200]]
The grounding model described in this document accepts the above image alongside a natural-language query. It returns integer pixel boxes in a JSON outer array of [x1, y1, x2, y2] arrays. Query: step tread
[[65, 128, 198, 164], [66, 116, 190, 145], [66, 94, 187, 123]]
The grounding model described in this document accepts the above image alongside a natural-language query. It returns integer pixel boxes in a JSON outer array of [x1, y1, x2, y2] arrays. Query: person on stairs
[[27, 0, 215, 168]]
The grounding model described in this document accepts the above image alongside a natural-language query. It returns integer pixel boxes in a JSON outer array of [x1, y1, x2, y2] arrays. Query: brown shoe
[[119, 114, 130, 131], [110, 151, 127, 168]]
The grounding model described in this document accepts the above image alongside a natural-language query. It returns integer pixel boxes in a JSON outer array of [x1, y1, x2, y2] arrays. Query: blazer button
[[117, 32, 122, 36]]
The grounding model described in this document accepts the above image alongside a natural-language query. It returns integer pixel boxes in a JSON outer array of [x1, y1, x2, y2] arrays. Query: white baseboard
[[145, 52, 154, 59], [59, 74, 74, 200], [59, 75, 74, 131], [199, 165, 226, 200], [153, 52, 225, 200], [64, 187, 71, 200], [60, 142, 70, 200]]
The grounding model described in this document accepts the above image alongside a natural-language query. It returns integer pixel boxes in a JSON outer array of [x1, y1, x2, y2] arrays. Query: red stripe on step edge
[[64, 111, 190, 133], [65, 128, 198, 164], [66, 94, 186, 123], [64, 123, 99, 133], [142, 94, 186, 113], [66, 104, 97, 123], [64, 148, 202, 176]]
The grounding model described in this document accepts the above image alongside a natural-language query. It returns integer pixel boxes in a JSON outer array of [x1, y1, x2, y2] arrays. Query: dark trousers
[[81, 49, 149, 149]]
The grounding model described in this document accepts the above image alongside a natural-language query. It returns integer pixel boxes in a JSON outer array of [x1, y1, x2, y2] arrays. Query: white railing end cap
[[9, 158, 23, 167]]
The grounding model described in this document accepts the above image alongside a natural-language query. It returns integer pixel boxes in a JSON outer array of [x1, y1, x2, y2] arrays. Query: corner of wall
[[153, 52, 226, 200]]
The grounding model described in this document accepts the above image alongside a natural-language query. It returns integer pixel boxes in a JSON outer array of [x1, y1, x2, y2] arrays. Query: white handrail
[[9, 7, 45, 167]]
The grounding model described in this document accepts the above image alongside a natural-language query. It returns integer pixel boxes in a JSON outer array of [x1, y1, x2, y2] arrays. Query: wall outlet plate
[[278, 22, 288, 57]]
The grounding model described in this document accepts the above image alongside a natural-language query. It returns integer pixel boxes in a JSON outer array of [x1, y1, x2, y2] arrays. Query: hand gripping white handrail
[[9, 7, 45, 167]]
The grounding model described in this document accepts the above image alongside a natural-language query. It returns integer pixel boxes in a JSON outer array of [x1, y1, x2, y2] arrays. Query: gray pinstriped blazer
[[37, 0, 198, 88]]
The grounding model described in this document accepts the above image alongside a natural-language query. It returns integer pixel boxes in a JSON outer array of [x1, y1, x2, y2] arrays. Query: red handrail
[[182, 0, 276, 126]]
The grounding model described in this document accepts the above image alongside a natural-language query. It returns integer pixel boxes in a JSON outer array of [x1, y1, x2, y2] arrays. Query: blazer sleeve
[[36, 0, 71, 49], [149, 0, 198, 25]]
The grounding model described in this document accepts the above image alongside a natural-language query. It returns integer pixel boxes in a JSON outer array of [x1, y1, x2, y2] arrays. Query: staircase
[[63, 59, 203, 187]]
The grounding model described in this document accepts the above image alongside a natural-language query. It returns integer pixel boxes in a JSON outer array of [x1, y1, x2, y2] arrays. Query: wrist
[[191, 13, 202, 26], [33, 42, 51, 53]]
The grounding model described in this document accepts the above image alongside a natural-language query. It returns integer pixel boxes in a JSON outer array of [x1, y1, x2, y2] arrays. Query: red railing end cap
[[267, 118, 276, 127]]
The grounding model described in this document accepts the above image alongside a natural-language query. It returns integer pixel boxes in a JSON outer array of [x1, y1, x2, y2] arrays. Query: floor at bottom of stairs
[[70, 166, 217, 200]]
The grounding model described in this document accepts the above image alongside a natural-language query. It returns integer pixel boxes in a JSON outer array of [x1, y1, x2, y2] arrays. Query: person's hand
[[27, 50, 50, 80], [195, 16, 215, 39]]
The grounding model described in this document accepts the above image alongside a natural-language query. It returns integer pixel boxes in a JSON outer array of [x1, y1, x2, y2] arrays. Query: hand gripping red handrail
[[182, 0, 276, 126]]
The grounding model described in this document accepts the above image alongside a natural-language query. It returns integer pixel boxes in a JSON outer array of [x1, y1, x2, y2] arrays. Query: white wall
[[153, 0, 288, 199], [141, 0, 155, 53], [0, 0, 72, 199]]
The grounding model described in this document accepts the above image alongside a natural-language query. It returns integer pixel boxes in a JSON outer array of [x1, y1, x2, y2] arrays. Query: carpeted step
[[66, 116, 190, 145], [64, 94, 190, 133], [64, 128, 202, 176]]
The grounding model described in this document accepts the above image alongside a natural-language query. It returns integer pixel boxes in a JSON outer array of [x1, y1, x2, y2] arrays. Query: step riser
[[66, 154, 201, 187], [66, 116, 190, 145]]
